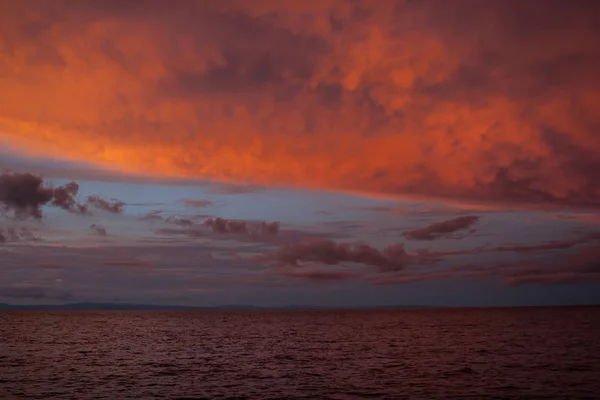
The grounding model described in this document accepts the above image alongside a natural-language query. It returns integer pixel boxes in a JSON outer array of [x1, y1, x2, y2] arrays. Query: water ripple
[[1, 307, 599, 399]]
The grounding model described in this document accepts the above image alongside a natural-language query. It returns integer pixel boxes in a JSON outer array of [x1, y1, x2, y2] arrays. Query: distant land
[[0, 302, 433, 311]]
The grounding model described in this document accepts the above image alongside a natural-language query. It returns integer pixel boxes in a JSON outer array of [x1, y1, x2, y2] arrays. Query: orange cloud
[[1, 1, 599, 207]]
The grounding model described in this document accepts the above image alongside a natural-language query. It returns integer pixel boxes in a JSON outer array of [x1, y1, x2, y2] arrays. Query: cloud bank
[[268, 239, 437, 272], [0, 1, 599, 208]]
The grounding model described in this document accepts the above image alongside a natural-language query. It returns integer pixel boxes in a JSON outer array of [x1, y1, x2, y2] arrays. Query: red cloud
[[0, 1, 599, 208]]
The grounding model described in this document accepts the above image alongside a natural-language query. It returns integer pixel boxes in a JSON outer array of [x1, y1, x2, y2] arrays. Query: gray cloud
[[86, 195, 125, 214], [0, 226, 39, 243], [166, 215, 194, 227], [371, 242, 600, 287], [0, 172, 82, 218], [0, 171, 129, 221], [140, 210, 165, 221], [273, 268, 360, 282], [89, 224, 107, 236], [403, 216, 480, 240], [267, 239, 438, 272]]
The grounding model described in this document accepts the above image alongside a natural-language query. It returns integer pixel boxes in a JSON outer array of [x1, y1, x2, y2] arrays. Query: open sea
[[2, 307, 599, 399]]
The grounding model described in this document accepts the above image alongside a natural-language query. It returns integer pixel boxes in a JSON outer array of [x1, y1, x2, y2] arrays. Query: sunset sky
[[1, 0, 599, 307]]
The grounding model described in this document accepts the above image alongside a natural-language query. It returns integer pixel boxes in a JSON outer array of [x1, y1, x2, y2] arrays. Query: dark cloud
[[204, 217, 227, 233], [493, 240, 586, 253], [371, 242, 600, 287], [140, 210, 165, 221], [155, 216, 280, 240], [154, 217, 358, 252], [401, 232, 600, 262], [0, 226, 39, 243], [501, 245, 600, 286], [260, 221, 280, 236], [204, 217, 251, 235], [0, 172, 125, 219], [489, 232, 600, 253], [51, 181, 80, 210], [274, 268, 360, 282], [269, 239, 436, 272], [86, 195, 125, 214], [89, 224, 107, 236], [403, 216, 480, 240], [166, 215, 193, 227], [226, 220, 247, 234], [0, 172, 59, 218]]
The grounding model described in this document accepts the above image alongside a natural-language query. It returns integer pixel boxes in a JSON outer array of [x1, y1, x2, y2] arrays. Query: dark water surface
[[2, 307, 600, 399]]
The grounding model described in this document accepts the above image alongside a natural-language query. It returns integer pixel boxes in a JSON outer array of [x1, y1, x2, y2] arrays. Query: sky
[[1, 0, 599, 307]]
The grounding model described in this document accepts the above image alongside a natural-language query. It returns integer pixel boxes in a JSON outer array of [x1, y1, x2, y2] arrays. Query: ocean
[[2, 307, 599, 399]]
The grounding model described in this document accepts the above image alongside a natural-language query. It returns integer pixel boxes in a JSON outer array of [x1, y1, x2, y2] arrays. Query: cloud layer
[[0, 1, 599, 208], [268, 239, 436, 272]]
